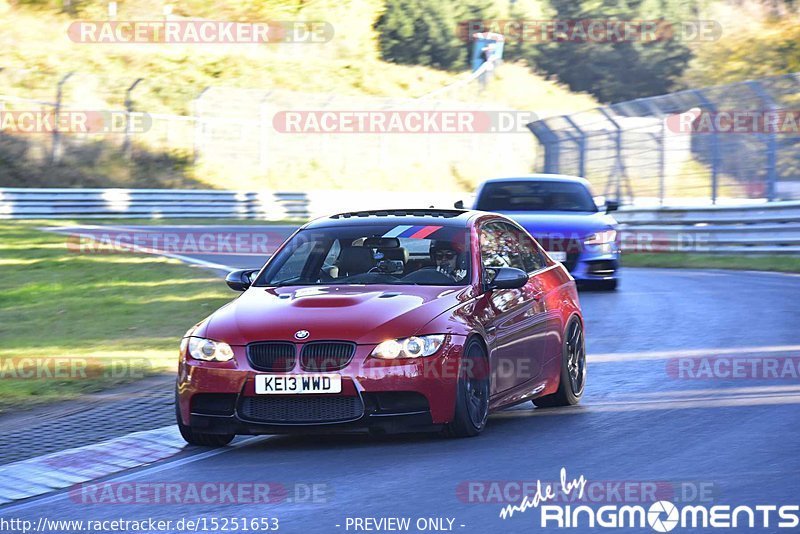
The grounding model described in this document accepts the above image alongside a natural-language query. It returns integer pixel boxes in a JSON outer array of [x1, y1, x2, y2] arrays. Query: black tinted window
[[476, 180, 597, 212]]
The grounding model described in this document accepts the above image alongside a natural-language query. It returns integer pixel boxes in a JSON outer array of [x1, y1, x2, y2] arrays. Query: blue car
[[468, 175, 621, 290]]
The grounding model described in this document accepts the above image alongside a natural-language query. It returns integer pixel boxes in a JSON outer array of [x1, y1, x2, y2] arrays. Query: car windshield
[[254, 223, 471, 287], [475, 180, 598, 213]]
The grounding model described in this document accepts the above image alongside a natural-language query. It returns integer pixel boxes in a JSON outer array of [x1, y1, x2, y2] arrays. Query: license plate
[[255, 374, 342, 394], [548, 251, 567, 262]]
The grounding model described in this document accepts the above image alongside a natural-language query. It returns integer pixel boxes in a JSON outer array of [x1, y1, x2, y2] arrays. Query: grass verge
[[622, 253, 800, 273], [0, 221, 234, 413]]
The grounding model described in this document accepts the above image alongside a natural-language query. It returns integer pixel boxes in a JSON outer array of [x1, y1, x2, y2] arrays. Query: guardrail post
[[51, 71, 75, 164]]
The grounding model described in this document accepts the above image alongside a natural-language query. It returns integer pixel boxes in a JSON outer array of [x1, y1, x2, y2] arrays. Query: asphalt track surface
[[4, 224, 800, 533]]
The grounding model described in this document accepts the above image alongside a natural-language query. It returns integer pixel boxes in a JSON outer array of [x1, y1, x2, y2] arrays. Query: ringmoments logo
[[649, 501, 679, 532], [498, 468, 800, 531]]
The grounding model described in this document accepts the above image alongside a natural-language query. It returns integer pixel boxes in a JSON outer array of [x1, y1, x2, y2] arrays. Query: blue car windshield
[[476, 181, 598, 213], [254, 224, 471, 287]]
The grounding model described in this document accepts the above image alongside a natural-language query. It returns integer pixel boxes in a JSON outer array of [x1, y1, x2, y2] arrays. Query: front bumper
[[564, 242, 620, 282], [571, 255, 620, 281], [176, 336, 465, 434], [538, 235, 620, 281], [188, 407, 439, 436]]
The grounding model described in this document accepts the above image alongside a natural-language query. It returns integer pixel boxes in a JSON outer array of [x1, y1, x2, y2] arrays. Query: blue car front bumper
[[553, 242, 620, 282]]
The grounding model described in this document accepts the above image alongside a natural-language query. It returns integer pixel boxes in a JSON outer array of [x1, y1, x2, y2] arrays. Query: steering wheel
[[400, 267, 455, 284]]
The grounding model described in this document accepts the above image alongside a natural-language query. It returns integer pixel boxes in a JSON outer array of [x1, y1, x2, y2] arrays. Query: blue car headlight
[[584, 230, 617, 245]]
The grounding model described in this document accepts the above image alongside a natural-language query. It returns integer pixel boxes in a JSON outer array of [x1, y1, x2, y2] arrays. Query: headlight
[[184, 337, 235, 362], [371, 335, 446, 360], [179, 326, 196, 355], [584, 229, 617, 245]]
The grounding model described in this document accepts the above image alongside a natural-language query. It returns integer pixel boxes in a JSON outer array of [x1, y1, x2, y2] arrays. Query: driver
[[431, 242, 467, 282]]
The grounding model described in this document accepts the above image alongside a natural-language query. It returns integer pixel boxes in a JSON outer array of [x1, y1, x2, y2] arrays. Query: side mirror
[[605, 199, 620, 213], [226, 269, 257, 291], [487, 267, 528, 290], [454, 200, 465, 209]]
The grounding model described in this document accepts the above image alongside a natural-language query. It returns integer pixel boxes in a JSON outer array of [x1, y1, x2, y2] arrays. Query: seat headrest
[[377, 247, 408, 263], [337, 247, 374, 276]]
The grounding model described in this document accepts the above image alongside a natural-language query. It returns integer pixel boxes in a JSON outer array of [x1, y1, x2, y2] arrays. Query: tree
[[375, 0, 463, 69], [532, 0, 693, 103], [685, 15, 800, 86]]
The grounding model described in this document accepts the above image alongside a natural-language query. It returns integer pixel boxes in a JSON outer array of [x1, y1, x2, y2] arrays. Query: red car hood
[[202, 284, 472, 345]]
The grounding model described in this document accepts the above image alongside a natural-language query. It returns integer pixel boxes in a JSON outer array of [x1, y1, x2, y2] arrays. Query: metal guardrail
[[2, 188, 799, 255], [0, 188, 462, 221], [0, 188, 310, 220], [616, 201, 800, 255]]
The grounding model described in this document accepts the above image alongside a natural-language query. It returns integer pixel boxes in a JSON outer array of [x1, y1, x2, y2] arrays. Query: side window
[[512, 227, 546, 273], [478, 222, 526, 272]]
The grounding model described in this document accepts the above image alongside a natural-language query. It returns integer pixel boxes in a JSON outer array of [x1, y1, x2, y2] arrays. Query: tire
[[175, 391, 235, 447], [598, 279, 618, 291], [577, 279, 617, 291], [444, 338, 490, 438], [533, 317, 586, 408]]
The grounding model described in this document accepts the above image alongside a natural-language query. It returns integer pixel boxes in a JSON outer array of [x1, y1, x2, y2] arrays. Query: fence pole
[[122, 78, 144, 160], [562, 115, 586, 178], [692, 90, 719, 204], [658, 126, 665, 206], [258, 91, 272, 173], [641, 100, 668, 205], [597, 107, 628, 202], [51, 71, 75, 164], [746, 81, 778, 201], [192, 87, 209, 165], [526, 121, 559, 174]]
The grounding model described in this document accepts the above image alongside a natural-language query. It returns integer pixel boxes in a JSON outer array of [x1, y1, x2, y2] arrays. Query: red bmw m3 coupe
[[176, 209, 585, 444]]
